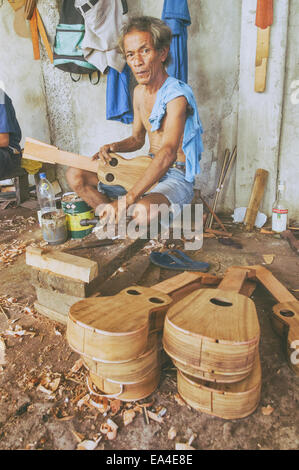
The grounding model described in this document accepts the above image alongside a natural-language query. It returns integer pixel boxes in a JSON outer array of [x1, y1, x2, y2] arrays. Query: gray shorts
[[97, 166, 194, 216]]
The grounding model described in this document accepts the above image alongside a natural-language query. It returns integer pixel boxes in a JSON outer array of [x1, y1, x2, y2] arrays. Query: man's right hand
[[92, 143, 116, 164]]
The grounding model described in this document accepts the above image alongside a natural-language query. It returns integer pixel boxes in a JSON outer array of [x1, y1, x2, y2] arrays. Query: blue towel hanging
[[162, 0, 191, 83], [106, 64, 134, 124]]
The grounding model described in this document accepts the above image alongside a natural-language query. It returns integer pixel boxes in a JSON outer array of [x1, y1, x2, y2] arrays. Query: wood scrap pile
[[0, 240, 33, 267], [25, 246, 100, 324], [0, 215, 36, 235]]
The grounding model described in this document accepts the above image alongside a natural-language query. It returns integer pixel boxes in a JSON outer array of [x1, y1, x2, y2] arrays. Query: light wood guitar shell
[[67, 286, 172, 362], [177, 353, 262, 419], [163, 287, 260, 380]]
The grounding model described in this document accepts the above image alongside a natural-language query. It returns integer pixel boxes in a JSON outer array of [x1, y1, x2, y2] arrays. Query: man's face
[[123, 30, 168, 86]]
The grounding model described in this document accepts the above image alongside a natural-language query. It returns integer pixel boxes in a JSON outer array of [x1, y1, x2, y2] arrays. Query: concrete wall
[[278, 0, 299, 217], [0, 1, 50, 147], [0, 0, 298, 218]]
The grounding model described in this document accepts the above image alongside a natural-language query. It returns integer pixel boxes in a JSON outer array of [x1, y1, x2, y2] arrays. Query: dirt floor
[[0, 206, 298, 451]]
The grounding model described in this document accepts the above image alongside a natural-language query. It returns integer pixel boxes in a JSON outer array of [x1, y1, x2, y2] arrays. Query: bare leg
[[128, 193, 170, 237], [66, 167, 110, 209]]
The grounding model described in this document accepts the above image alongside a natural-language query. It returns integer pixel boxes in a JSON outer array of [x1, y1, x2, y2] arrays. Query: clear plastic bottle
[[272, 180, 288, 232], [37, 172, 56, 215]]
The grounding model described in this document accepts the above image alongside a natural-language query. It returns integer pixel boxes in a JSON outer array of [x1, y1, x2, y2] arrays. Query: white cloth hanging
[[75, 0, 129, 73]]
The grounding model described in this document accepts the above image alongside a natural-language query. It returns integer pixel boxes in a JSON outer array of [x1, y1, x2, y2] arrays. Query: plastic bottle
[[272, 180, 288, 232], [37, 172, 57, 215]]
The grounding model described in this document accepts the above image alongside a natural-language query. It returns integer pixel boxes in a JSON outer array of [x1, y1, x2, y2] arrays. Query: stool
[[0, 167, 30, 206]]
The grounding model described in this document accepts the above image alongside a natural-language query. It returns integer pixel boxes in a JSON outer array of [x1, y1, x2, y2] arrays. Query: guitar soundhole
[[109, 158, 118, 167], [280, 309, 294, 318], [149, 297, 165, 304], [106, 173, 115, 182], [210, 297, 233, 307], [127, 289, 141, 296]]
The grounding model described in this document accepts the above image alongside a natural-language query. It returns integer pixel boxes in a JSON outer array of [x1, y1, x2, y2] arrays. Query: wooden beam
[[244, 168, 269, 231], [26, 246, 98, 283]]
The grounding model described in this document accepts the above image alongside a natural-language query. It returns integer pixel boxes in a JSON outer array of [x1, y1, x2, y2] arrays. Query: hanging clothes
[[161, 0, 191, 83], [75, 0, 129, 73], [75, 0, 133, 123], [106, 64, 133, 124]]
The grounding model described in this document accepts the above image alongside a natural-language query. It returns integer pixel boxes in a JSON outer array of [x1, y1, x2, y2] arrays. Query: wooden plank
[[29, 8, 40, 60], [244, 169, 269, 231], [30, 267, 100, 298], [36, 8, 53, 63], [35, 287, 84, 317], [30, 237, 147, 297], [255, 27, 271, 93], [26, 246, 98, 283], [34, 302, 67, 325], [99, 253, 150, 296]]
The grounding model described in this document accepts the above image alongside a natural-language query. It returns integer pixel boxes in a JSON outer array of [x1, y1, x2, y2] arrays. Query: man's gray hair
[[119, 16, 172, 67]]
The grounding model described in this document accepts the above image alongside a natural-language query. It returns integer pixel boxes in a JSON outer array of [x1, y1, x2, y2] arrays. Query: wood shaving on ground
[[100, 418, 118, 440], [261, 405, 274, 416], [36, 372, 61, 399], [175, 443, 196, 450], [142, 239, 167, 253], [262, 254, 275, 265], [0, 295, 36, 320], [0, 337, 6, 366], [77, 435, 102, 450], [174, 393, 190, 408], [3, 324, 36, 338], [72, 430, 85, 443], [147, 410, 164, 424], [168, 426, 177, 440], [122, 409, 136, 426], [69, 358, 84, 374], [0, 215, 36, 234], [0, 239, 34, 266], [110, 399, 122, 416], [89, 395, 110, 414]]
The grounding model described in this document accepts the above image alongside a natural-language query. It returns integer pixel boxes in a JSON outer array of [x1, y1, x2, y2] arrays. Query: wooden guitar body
[[177, 353, 262, 420], [82, 332, 160, 384], [171, 357, 250, 384], [87, 367, 160, 402], [164, 287, 260, 380], [239, 265, 299, 375], [272, 301, 299, 375], [66, 272, 210, 364], [67, 286, 172, 362], [97, 154, 153, 191]]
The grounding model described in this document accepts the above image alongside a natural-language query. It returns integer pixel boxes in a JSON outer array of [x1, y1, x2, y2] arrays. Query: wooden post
[[244, 169, 269, 231]]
